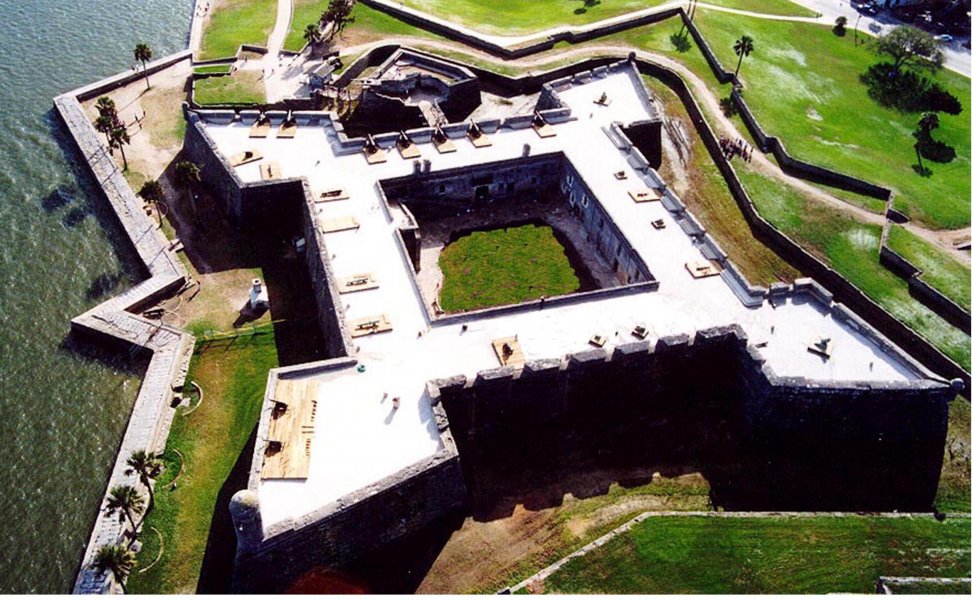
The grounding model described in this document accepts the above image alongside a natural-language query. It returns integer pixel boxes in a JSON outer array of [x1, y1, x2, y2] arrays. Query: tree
[[95, 113, 117, 146], [104, 485, 146, 542], [833, 16, 847, 36], [874, 25, 943, 73], [303, 23, 322, 47], [732, 35, 755, 78], [108, 122, 130, 170], [134, 43, 153, 90], [139, 179, 165, 226], [91, 544, 136, 593], [95, 96, 116, 118], [320, 0, 356, 42], [174, 160, 202, 197], [125, 449, 163, 511], [916, 111, 939, 138]]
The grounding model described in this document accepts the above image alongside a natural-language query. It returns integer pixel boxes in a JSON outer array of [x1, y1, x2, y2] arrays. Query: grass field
[[539, 515, 971, 594], [193, 64, 234, 75], [284, 0, 327, 52], [193, 71, 265, 105], [691, 10, 971, 230], [886, 224, 971, 310], [198, 0, 278, 60], [651, 82, 800, 286], [402, 0, 816, 36], [127, 329, 279, 593], [735, 164, 971, 369], [937, 398, 971, 513], [439, 224, 580, 312]]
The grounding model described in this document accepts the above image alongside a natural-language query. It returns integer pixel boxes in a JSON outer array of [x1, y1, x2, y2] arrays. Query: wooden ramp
[[351, 314, 393, 337], [433, 136, 457, 154], [316, 188, 350, 203], [337, 273, 378, 293], [492, 336, 525, 367], [363, 147, 387, 164], [398, 141, 421, 159], [321, 215, 359, 233], [249, 120, 271, 138], [261, 379, 318, 480], [685, 259, 723, 279], [468, 131, 492, 148], [533, 123, 556, 138], [260, 161, 282, 181], [278, 121, 298, 138], [628, 187, 663, 203], [229, 149, 262, 167]]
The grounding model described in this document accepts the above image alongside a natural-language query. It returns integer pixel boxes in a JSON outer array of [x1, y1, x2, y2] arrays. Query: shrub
[[833, 16, 847, 36]]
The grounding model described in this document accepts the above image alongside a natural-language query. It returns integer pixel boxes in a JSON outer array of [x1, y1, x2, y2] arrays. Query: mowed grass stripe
[[541, 515, 972, 594], [439, 224, 580, 312]]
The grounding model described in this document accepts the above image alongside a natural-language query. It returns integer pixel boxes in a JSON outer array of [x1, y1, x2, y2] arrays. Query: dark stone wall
[[622, 119, 663, 168], [381, 153, 565, 220], [234, 454, 466, 593], [880, 245, 971, 333], [184, 114, 244, 223], [439, 326, 952, 513]]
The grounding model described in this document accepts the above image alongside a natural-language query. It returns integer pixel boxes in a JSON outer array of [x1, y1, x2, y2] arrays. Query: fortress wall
[[438, 325, 952, 510], [184, 113, 246, 222], [233, 381, 466, 593]]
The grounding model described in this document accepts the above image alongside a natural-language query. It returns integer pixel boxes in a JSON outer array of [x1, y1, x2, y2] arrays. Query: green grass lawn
[[284, 0, 327, 52], [193, 64, 234, 75], [439, 224, 580, 312], [735, 164, 971, 369], [198, 0, 278, 60], [887, 224, 971, 310], [402, 0, 815, 36], [193, 71, 265, 105], [691, 9, 971, 230], [539, 515, 971, 594], [937, 398, 971, 513], [127, 328, 279, 593]]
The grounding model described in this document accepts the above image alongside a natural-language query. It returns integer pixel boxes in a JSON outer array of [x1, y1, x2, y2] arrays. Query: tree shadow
[[913, 163, 934, 177], [86, 272, 125, 300], [670, 32, 693, 53]]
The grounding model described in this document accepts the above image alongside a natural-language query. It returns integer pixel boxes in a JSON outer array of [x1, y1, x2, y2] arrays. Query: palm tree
[[95, 96, 116, 118], [108, 123, 131, 170], [91, 544, 136, 593], [125, 449, 163, 511], [732, 35, 755, 78], [95, 113, 117, 146], [104, 485, 146, 542], [303, 23, 322, 51], [134, 43, 153, 90], [139, 179, 165, 226]]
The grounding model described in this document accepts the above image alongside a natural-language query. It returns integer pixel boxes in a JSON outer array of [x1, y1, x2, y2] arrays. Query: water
[[0, 1, 192, 592]]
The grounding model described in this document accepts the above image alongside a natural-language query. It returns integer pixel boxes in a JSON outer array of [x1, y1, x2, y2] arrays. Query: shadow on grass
[[195, 425, 258, 593]]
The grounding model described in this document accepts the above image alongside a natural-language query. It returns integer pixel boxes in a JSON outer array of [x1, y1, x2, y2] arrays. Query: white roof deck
[[201, 66, 925, 529]]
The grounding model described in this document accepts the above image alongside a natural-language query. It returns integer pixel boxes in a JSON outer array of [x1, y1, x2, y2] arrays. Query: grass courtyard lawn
[[886, 224, 971, 311], [735, 165, 971, 370], [193, 71, 265, 105], [439, 224, 580, 312], [198, 0, 278, 60], [690, 9, 971, 230], [402, 0, 815, 36], [127, 328, 279, 593], [539, 515, 972, 594]]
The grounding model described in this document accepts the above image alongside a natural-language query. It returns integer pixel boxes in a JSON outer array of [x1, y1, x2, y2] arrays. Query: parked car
[[935, 34, 954, 42]]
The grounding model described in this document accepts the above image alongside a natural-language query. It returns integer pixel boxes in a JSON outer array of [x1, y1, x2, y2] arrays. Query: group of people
[[719, 135, 753, 163]]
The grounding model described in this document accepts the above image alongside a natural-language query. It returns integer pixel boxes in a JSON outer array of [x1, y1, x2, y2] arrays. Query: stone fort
[[176, 53, 959, 592]]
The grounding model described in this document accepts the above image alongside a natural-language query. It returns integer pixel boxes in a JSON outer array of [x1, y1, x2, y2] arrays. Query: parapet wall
[[437, 324, 953, 511]]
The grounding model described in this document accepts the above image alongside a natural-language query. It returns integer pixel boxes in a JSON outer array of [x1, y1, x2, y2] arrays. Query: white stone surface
[[201, 66, 926, 529]]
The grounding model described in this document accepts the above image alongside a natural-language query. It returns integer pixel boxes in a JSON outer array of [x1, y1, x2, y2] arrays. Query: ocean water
[[0, 1, 192, 592]]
